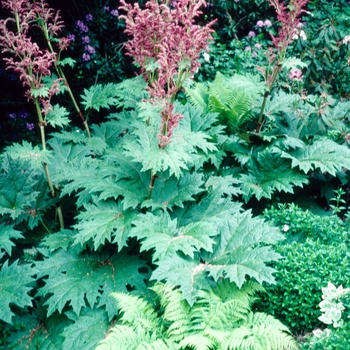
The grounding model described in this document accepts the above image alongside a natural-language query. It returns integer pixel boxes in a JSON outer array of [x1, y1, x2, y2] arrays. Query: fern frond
[[110, 292, 158, 332], [152, 282, 192, 341], [222, 313, 299, 350], [96, 325, 169, 350], [178, 333, 216, 350], [185, 82, 210, 110]]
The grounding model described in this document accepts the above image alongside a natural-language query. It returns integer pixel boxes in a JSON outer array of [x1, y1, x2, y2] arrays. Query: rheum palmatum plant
[[119, 0, 216, 148], [256, 0, 309, 132]]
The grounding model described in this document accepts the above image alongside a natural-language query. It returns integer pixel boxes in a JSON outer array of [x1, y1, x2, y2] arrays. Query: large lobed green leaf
[[152, 210, 284, 305], [0, 260, 37, 324], [281, 138, 350, 176], [36, 248, 148, 319]]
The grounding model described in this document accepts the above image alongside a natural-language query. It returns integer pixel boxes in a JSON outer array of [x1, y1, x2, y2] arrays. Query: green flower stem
[[41, 22, 91, 138], [256, 49, 286, 133], [35, 98, 65, 229]]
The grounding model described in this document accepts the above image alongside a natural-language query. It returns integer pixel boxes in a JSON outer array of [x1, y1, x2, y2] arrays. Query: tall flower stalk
[[256, 0, 309, 133], [0, 0, 65, 228], [120, 0, 215, 147], [119, 0, 215, 197], [33, 0, 91, 137]]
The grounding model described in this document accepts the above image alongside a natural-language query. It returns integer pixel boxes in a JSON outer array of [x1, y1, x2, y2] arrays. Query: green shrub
[[255, 240, 350, 334], [263, 203, 349, 245]]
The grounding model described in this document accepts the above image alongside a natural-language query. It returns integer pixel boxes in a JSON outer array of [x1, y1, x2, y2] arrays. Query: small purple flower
[[234, 0, 240, 2], [104, 6, 110, 11], [18, 111, 28, 119], [248, 31, 256, 38], [75, 20, 89, 33], [245, 46, 252, 51], [85, 45, 96, 54], [82, 53, 91, 61], [67, 33, 75, 42], [81, 35, 90, 44], [110, 9, 119, 17], [85, 14, 94, 22], [254, 43, 262, 49], [8, 113, 16, 119], [264, 20, 272, 27], [252, 51, 258, 58], [256, 20, 264, 28], [26, 123, 35, 130]]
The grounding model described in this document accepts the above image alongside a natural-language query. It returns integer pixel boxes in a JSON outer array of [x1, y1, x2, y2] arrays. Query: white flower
[[282, 224, 290, 232], [343, 35, 350, 44], [203, 52, 210, 62]]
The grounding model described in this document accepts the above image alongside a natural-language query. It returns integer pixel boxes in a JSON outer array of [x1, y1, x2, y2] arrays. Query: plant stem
[[147, 173, 158, 199], [41, 22, 91, 138]]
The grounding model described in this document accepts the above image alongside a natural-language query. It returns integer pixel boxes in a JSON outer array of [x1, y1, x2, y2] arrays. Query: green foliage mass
[[96, 281, 299, 350]]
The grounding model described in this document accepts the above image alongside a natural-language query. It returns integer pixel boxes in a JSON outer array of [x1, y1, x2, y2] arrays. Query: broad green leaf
[[6, 312, 70, 349], [58, 57, 76, 68], [46, 104, 70, 128], [175, 184, 242, 228], [0, 223, 23, 256], [0, 260, 37, 323], [30, 85, 49, 98], [282, 57, 308, 70], [142, 172, 205, 210], [73, 200, 136, 250], [264, 91, 297, 118], [152, 211, 283, 305], [81, 83, 119, 111], [240, 151, 308, 201], [62, 307, 109, 349], [129, 211, 216, 261], [0, 156, 41, 219], [281, 139, 350, 176], [36, 248, 147, 319], [40, 229, 76, 252], [4, 141, 52, 168]]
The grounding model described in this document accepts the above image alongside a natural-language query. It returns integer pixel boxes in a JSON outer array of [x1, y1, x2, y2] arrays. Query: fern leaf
[[185, 82, 209, 110], [95, 325, 139, 350], [0, 260, 37, 323], [151, 282, 192, 341], [62, 307, 109, 350], [223, 316, 299, 350], [110, 292, 158, 332], [36, 248, 147, 319], [178, 334, 216, 350], [281, 138, 350, 176]]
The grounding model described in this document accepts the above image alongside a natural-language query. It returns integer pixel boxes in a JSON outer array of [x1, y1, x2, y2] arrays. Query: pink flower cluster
[[119, 0, 215, 148], [288, 68, 303, 81], [268, 0, 308, 50], [0, 0, 68, 116]]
